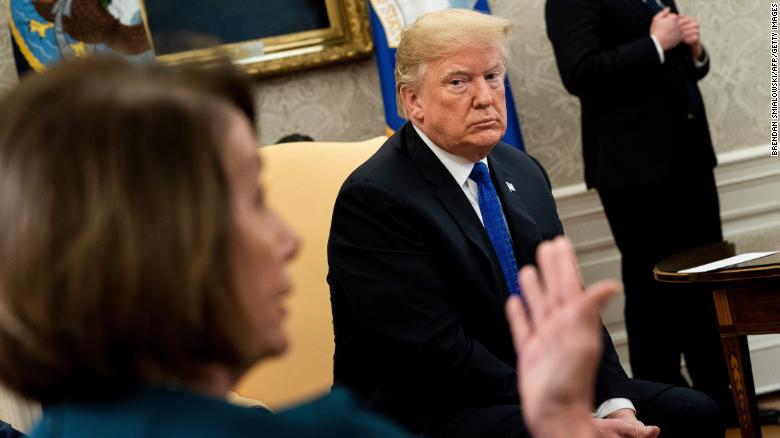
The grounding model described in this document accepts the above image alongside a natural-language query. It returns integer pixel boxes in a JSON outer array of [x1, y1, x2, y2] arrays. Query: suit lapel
[[400, 124, 508, 297], [488, 154, 543, 266]]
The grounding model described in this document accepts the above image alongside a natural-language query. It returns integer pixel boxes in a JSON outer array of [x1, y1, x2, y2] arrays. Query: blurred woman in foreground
[[0, 57, 611, 438]]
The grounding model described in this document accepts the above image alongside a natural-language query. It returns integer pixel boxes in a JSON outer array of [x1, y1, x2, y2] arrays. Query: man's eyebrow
[[488, 63, 503, 72], [441, 67, 472, 77], [442, 64, 503, 78]]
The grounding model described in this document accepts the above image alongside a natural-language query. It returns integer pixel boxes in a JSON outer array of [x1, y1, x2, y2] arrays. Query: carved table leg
[[720, 336, 760, 437], [715, 285, 761, 438]]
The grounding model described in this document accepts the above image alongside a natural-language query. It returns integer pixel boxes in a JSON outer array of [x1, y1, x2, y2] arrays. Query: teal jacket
[[30, 387, 411, 437]]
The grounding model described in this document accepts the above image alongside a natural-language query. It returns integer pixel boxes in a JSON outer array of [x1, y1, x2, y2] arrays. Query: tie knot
[[469, 162, 490, 184]]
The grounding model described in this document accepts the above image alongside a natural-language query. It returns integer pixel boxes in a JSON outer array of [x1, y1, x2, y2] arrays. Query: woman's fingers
[[536, 238, 561, 311], [556, 237, 582, 302], [505, 295, 530, 353], [518, 264, 548, 325], [585, 279, 620, 312]]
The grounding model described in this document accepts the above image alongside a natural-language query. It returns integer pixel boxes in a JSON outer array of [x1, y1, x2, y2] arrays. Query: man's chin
[[467, 142, 499, 161], [470, 130, 504, 149]]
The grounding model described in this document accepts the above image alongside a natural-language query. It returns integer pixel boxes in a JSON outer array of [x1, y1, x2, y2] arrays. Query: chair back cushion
[[234, 137, 386, 409]]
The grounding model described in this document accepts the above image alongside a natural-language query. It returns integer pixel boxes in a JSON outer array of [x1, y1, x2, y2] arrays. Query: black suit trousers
[[597, 168, 734, 420], [418, 379, 724, 438]]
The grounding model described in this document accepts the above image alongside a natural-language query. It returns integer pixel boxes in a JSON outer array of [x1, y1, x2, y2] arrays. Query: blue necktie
[[469, 162, 521, 296]]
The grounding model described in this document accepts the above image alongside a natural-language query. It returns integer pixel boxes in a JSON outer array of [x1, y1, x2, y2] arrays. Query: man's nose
[[472, 78, 493, 108]]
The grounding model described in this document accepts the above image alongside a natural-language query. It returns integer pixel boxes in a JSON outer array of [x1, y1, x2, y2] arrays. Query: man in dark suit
[[545, 0, 734, 421], [328, 8, 724, 438]]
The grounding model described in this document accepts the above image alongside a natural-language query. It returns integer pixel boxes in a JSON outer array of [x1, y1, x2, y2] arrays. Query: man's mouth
[[472, 119, 498, 127]]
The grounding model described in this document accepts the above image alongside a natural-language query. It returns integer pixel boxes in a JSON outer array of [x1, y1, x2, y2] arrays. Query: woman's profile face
[[222, 107, 300, 359]]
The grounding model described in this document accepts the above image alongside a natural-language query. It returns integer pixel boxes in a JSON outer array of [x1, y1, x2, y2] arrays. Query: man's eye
[[450, 79, 464, 86]]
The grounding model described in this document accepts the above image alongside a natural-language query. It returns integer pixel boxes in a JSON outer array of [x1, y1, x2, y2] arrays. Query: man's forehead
[[431, 47, 502, 68]]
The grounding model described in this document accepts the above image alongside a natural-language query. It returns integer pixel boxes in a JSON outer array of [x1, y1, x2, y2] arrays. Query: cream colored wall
[[252, 59, 385, 146], [1, 0, 764, 188]]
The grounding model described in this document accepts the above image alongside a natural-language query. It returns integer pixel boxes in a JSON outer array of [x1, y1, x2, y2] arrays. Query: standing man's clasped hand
[[650, 7, 705, 61], [650, 8, 682, 51], [506, 237, 661, 438], [678, 15, 704, 60]]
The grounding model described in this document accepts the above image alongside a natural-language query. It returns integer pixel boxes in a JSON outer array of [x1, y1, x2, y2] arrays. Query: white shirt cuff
[[593, 398, 636, 418], [650, 35, 665, 64], [693, 49, 708, 68]]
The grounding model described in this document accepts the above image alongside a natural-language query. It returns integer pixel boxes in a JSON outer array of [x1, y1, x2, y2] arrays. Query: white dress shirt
[[413, 125, 488, 224], [413, 124, 636, 418]]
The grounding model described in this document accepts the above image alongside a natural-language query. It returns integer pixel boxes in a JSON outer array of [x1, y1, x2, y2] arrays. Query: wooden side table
[[654, 241, 780, 438]]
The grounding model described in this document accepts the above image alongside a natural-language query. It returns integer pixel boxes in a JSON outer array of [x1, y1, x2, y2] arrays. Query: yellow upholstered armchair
[[234, 136, 386, 409]]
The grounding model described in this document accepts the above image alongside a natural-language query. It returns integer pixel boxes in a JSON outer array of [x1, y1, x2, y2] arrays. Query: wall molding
[[553, 144, 780, 394]]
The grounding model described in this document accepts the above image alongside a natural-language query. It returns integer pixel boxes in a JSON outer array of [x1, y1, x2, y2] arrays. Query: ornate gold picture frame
[[141, 0, 373, 78]]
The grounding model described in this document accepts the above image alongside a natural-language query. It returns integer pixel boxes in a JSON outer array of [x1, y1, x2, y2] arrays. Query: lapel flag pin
[[506, 182, 516, 192]]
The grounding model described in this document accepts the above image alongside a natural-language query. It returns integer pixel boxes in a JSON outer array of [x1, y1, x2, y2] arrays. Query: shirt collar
[[412, 124, 488, 187]]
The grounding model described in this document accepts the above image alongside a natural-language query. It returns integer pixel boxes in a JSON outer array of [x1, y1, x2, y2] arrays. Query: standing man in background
[[545, 0, 735, 423]]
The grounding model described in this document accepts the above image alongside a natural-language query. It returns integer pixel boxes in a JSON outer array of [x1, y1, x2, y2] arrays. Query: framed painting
[[7, 0, 372, 77], [142, 0, 374, 77]]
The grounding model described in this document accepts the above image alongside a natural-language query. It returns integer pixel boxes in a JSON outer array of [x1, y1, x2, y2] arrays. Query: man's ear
[[401, 86, 424, 122]]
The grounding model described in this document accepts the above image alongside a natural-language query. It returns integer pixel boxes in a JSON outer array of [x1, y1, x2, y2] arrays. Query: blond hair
[[394, 8, 511, 119]]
